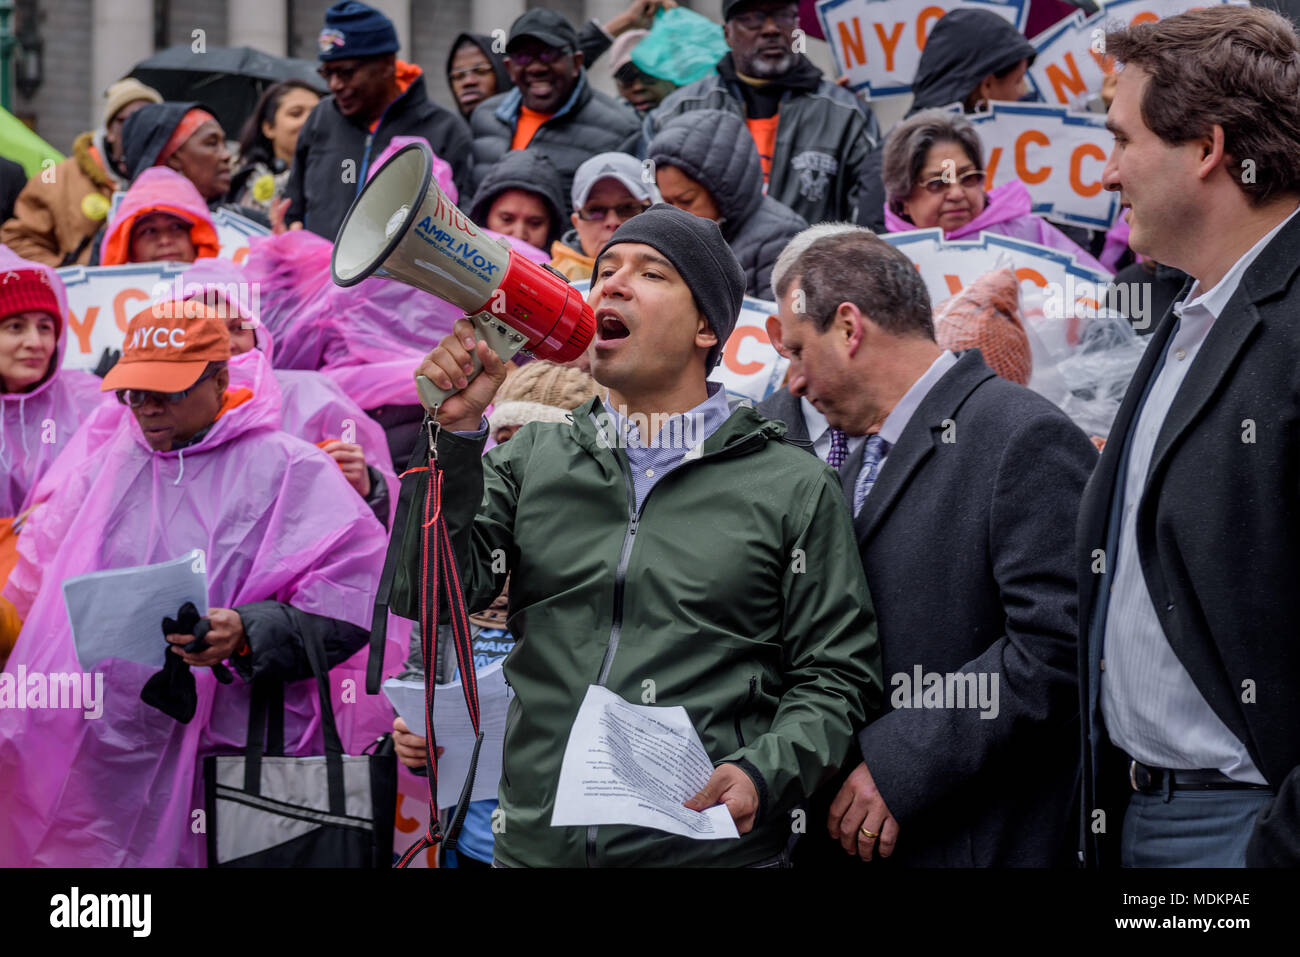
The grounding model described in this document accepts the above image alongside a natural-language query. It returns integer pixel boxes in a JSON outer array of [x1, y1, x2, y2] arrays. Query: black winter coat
[[285, 72, 472, 240], [645, 54, 879, 227], [467, 72, 641, 217]]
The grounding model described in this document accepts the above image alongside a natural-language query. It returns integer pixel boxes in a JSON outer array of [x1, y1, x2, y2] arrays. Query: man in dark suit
[[758, 223, 868, 469], [1079, 6, 1300, 868], [768, 230, 1097, 866]]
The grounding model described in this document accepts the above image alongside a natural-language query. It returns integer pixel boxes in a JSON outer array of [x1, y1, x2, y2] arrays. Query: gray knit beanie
[[594, 203, 745, 369]]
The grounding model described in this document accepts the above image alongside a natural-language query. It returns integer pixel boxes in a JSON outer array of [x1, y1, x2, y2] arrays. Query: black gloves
[[140, 601, 234, 723]]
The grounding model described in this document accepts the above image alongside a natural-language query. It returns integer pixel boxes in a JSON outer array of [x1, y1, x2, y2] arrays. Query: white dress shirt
[[800, 397, 865, 465], [1101, 203, 1300, 782], [878, 350, 959, 447]]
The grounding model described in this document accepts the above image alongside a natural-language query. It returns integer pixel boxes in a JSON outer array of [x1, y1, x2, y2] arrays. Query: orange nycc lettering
[[1015, 268, 1048, 288], [1016, 130, 1052, 185], [916, 6, 945, 51], [874, 21, 904, 73], [985, 145, 1003, 185], [114, 287, 149, 332], [1045, 51, 1088, 105], [65, 305, 99, 354], [723, 325, 771, 376], [1070, 142, 1106, 197], [837, 18, 867, 68]]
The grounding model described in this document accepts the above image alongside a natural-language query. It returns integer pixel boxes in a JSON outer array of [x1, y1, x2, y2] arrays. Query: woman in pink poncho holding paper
[[0, 300, 396, 866]]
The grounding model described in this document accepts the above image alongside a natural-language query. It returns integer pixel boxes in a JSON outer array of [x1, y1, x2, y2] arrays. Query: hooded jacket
[[909, 10, 1038, 115], [648, 110, 806, 298], [286, 62, 473, 240], [468, 71, 642, 215], [122, 101, 206, 180], [467, 149, 568, 249], [0, 247, 104, 517], [99, 166, 221, 266], [0, 132, 119, 267], [399, 400, 882, 867], [884, 178, 1110, 274], [0, 346, 395, 866], [645, 52, 880, 226], [444, 32, 512, 117]]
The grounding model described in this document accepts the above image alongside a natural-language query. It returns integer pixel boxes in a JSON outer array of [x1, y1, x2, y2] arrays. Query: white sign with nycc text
[[817, 0, 1027, 100], [57, 263, 187, 372], [1027, 0, 1248, 109], [968, 102, 1119, 230], [882, 227, 1112, 307]]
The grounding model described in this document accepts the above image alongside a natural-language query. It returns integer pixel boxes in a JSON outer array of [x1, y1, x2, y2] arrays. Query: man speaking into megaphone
[[412, 204, 882, 867]]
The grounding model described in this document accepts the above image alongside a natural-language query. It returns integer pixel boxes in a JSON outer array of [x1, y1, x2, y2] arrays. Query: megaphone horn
[[331, 141, 595, 410]]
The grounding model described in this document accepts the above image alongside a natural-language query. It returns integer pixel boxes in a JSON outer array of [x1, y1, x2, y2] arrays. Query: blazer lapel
[[1142, 206, 1300, 489], [853, 352, 994, 544], [1146, 296, 1261, 486]]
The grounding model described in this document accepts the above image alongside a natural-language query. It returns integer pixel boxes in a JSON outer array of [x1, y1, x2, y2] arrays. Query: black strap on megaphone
[[395, 414, 485, 868]]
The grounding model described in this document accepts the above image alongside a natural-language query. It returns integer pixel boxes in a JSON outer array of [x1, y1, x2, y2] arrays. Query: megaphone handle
[[415, 313, 529, 413]]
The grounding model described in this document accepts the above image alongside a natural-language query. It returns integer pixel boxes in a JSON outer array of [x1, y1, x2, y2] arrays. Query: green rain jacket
[[418, 398, 881, 867]]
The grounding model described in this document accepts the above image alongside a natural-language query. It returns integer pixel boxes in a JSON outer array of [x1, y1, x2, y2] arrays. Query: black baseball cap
[[722, 0, 795, 21], [507, 9, 578, 53]]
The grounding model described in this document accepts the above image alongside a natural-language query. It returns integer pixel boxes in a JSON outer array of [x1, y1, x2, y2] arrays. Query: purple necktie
[[825, 428, 849, 468]]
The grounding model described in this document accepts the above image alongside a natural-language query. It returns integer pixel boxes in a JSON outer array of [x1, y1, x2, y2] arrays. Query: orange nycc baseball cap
[[100, 300, 232, 393]]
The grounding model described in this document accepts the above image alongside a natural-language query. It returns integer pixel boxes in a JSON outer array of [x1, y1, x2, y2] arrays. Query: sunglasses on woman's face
[[920, 169, 986, 194], [115, 366, 219, 409]]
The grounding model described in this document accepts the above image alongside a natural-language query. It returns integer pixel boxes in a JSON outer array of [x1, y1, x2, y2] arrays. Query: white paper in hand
[[551, 684, 740, 840], [61, 550, 209, 670], [383, 660, 513, 804]]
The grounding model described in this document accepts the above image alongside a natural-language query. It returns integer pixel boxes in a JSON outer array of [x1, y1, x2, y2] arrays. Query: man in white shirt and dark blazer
[[1079, 6, 1300, 868]]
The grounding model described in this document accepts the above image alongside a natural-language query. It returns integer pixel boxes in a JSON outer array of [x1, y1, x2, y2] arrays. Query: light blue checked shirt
[[459, 382, 734, 515], [598, 382, 734, 513]]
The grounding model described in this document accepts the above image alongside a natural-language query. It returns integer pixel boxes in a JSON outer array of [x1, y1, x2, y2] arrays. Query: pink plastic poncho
[[242, 227, 550, 410], [884, 179, 1112, 276], [178, 259, 399, 518], [0, 348, 395, 866], [0, 246, 105, 517]]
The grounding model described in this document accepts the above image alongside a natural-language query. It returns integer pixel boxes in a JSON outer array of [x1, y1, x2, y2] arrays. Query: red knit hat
[[0, 268, 62, 331]]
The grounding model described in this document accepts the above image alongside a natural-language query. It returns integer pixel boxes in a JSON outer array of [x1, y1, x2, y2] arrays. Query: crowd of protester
[[1, 0, 1298, 870]]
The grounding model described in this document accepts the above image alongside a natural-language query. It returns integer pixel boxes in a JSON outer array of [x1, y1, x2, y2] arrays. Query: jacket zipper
[[582, 419, 772, 867], [734, 675, 758, 749], [587, 443, 639, 867], [355, 83, 413, 190]]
